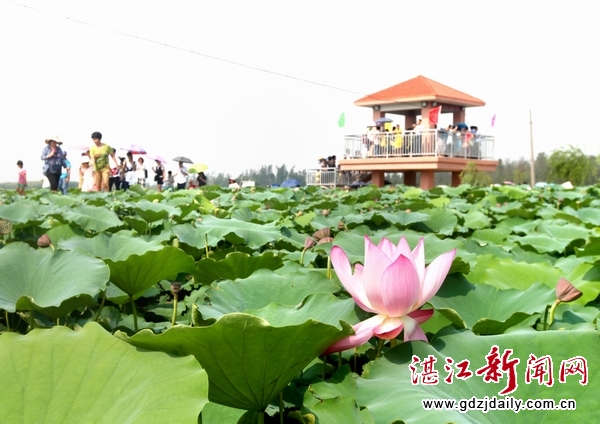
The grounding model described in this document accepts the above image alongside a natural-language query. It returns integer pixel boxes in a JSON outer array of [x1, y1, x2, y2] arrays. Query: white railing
[[343, 129, 495, 160], [306, 168, 352, 187]]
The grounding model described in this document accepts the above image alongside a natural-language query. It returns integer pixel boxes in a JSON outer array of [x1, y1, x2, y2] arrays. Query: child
[[80, 160, 95, 192], [16, 160, 27, 195], [164, 170, 175, 191]]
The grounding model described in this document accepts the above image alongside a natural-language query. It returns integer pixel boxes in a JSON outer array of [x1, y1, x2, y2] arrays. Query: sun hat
[[45, 135, 63, 145]]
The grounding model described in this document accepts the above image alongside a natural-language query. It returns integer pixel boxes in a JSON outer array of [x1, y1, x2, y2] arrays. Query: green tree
[[459, 162, 492, 187], [534, 152, 550, 183], [548, 145, 594, 186]]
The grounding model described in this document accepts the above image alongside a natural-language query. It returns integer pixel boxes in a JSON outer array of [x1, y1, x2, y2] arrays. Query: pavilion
[[337, 75, 498, 189]]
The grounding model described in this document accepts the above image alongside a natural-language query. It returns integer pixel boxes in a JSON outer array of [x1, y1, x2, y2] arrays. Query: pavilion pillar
[[451, 171, 461, 187], [453, 108, 466, 125], [420, 170, 435, 190], [372, 110, 385, 122], [404, 171, 416, 187], [371, 170, 385, 187]]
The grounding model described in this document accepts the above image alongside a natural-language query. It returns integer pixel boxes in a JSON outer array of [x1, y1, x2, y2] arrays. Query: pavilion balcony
[[343, 129, 494, 160]]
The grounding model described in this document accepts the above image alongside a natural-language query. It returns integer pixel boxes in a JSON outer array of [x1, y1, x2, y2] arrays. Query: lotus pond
[[1, 183, 599, 423]]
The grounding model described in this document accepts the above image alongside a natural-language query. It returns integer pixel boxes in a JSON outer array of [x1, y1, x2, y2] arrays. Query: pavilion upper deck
[[343, 129, 494, 160]]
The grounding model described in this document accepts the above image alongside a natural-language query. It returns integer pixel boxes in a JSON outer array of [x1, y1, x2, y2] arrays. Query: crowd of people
[[318, 155, 337, 169], [358, 122, 483, 158], [15, 131, 209, 195]]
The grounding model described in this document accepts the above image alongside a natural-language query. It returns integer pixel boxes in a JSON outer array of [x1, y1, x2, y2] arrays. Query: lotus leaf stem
[[4, 310, 10, 332], [279, 392, 284, 424], [327, 256, 331, 279], [300, 248, 305, 264], [171, 294, 178, 326], [130, 297, 139, 332], [542, 304, 550, 330], [94, 290, 107, 322], [204, 233, 209, 257], [257, 412, 265, 424], [547, 299, 561, 329], [29, 312, 35, 332]]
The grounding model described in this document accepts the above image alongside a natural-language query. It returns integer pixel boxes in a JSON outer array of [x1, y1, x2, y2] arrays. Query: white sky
[[1, 0, 598, 183]]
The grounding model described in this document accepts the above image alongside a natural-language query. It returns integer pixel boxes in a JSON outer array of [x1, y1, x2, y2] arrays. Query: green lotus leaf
[[0, 323, 208, 423], [0, 200, 44, 227], [246, 293, 365, 328], [117, 313, 354, 411], [422, 208, 458, 236], [575, 235, 600, 257], [197, 215, 282, 248], [45, 223, 85, 244], [200, 402, 245, 423], [467, 254, 563, 290], [0, 242, 109, 318], [173, 223, 229, 252], [377, 210, 431, 227], [197, 269, 340, 321], [132, 199, 181, 222], [295, 211, 317, 227], [357, 327, 600, 423], [470, 227, 511, 245], [462, 210, 491, 230], [497, 185, 529, 199], [63, 204, 123, 232], [107, 246, 196, 299], [122, 215, 150, 234], [565, 261, 600, 305], [58, 232, 163, 261], [510, 234, 570, 254], [571, 207, 600, 226], [193, 251, 283, 285], [430, 275, 556, 334]]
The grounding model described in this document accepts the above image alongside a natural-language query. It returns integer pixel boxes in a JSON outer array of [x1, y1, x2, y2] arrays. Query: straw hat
[[45, 135, 63, 145]]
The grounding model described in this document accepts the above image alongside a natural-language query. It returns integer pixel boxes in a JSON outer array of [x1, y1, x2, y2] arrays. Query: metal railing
[[343, 129, 495, 160], [306, 168, 352, 187]]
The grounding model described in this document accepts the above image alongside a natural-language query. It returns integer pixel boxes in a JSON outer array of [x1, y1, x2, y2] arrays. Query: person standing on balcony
[[366, 126, 377, 157], [373, 126, 382, 156], [393, 126, 403, 155]]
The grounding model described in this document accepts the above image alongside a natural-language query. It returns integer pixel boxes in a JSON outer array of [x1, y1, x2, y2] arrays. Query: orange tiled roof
[[354, 75, 485, 107]]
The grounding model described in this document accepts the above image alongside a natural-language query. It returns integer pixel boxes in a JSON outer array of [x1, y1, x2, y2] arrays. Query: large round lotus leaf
[[0, 242, 109, 318], [197, 215, 282, 248], [63, 204, 124, 232], [357, 327, 600, 424], [58, 232, 163, 261], [107, 246, 196, 299], [0, 200, 44, 227], [197, 269, 340, 321], [117, 313, 353, 411], [0, 323, 208, 423], [193, 251, 283, 285], [132, 199, 181, 223], [429, 275, 556, 334]]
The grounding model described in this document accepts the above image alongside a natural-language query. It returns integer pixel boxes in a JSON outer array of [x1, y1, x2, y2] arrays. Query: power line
[[2, 0, 372, 97]]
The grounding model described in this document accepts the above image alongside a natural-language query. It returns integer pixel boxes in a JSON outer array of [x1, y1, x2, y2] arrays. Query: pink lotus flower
[[325, 236, 456, 354]]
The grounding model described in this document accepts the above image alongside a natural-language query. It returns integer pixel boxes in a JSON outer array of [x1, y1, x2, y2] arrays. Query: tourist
[[79, 159, 94, 192], [16, 160, 27, 195], [122, 151, 136, 190], [89, 131, 116, 192], [136, 157, 147, 186], [173, 161, 188, 190], [41, 136, 67, 192], [228, 178, 240, 190], [152, 159, 165, 192], [108, 148, 122, 191], [58, 151, 71, 195], [164, 171, 174, 191], [196, 171, 207, 187]]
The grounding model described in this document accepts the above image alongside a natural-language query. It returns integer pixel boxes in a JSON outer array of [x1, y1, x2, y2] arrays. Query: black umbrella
[[172, 156, 193, 164], [375, 117, 393, 124]]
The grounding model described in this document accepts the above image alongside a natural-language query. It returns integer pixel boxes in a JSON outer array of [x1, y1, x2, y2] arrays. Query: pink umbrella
[[147, 155, 167, 164], [120, 144, 147, 155]]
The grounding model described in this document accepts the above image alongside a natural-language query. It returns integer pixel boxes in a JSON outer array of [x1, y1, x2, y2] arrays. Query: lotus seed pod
[[0, 219, 12, 235], [37, 234, 51, 247], [312, 228, 331, 240], [172, 237, 180, 248], [317, 237, 334, 244], [170, 282, 182, 297], [304, 237, 316, 249], [322, 209, 330, 216], [556, 278, 582, 303]]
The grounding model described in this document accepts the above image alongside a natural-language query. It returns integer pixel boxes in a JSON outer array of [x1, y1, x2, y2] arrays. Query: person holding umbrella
[[173, 161, 189, 190]]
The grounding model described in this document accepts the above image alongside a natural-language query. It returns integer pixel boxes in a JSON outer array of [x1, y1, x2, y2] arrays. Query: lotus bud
[[322, 209, 330, 216], [556, 278, 582, 303], [337, 221, 345, 231], [405, 209, 411, 213], [317, 236, 334, 244], [170, 282, 182, 297], [304, 237, 316, 249], [313, 228, 331, 240], [37, 234, 52, 248]]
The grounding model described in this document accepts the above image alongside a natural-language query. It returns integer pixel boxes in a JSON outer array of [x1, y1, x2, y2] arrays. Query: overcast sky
[[1, 0, 598, 183]]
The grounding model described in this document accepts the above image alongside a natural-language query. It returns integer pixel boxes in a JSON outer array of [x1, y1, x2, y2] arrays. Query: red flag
[[429, 106, 442, 125]]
